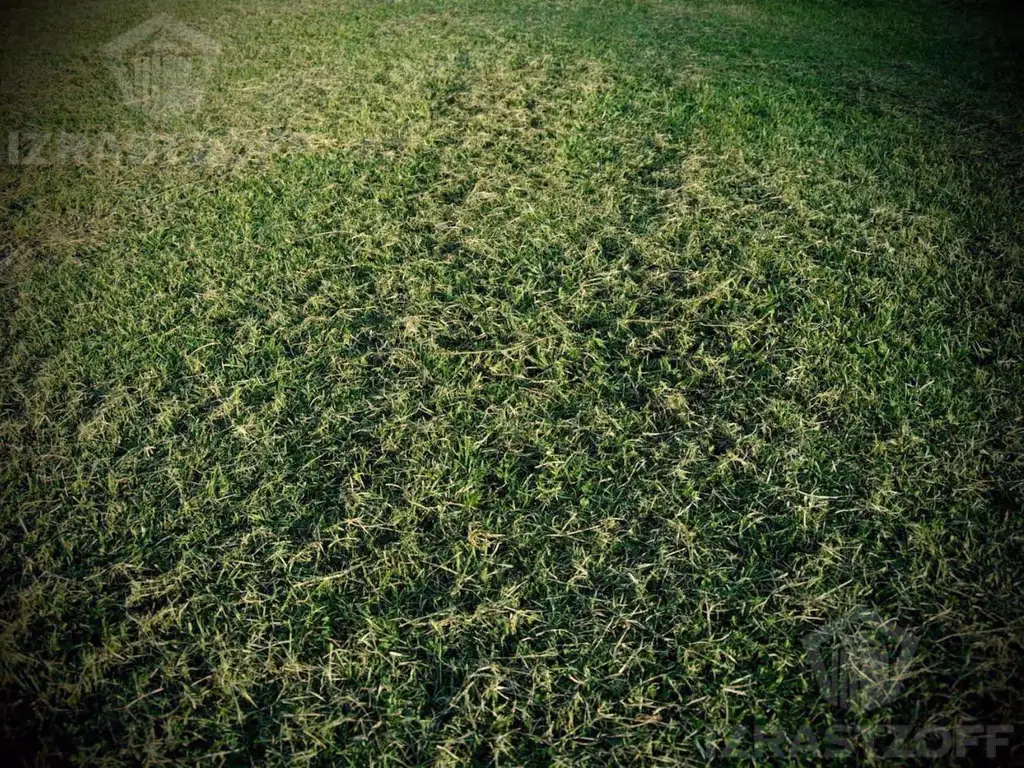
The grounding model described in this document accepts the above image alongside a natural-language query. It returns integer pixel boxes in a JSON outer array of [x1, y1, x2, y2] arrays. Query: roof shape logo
[[103, 14, 221, 118], [803, 609, 919, 713]]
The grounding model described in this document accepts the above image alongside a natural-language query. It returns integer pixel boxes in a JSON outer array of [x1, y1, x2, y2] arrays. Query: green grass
[[1, 0, 1023, 763]]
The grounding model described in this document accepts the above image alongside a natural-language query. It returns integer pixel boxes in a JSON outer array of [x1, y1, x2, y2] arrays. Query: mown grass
[[1, 0, 1023, 764]]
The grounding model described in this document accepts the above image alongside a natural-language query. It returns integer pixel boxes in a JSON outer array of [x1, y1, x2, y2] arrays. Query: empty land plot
[[1, 0, 1023, 763]]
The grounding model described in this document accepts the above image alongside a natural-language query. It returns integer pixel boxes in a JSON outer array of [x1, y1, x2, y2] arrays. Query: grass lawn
[[1, 0, 1023, 763]]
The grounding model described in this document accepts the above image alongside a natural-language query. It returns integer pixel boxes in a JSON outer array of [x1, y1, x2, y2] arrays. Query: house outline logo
[[802, 609, 919, 712], [103, 14, 221, 118]]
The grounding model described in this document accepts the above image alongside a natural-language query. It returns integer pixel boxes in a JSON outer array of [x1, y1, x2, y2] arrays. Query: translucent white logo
[[803, 609, 918, 712], [103, 14, 220, 118]]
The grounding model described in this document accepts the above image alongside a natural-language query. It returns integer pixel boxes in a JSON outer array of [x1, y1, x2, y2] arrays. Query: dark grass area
[[1, 0, 1023, 763]]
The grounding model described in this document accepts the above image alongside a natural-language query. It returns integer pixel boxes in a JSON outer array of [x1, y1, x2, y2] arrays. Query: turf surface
[[1, 0, 1023, 763]]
